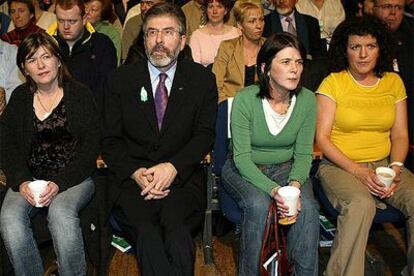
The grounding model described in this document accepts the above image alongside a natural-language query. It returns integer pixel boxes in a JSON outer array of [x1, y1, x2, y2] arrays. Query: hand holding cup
[[275, 186, 301, 225], [28, 180, 48, 207]]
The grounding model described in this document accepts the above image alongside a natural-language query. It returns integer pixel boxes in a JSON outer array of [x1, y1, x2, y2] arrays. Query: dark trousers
[[113, 179, 200, 276]]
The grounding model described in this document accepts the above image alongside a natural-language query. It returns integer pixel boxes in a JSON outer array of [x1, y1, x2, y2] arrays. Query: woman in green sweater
[[221, 33, 319, 276]]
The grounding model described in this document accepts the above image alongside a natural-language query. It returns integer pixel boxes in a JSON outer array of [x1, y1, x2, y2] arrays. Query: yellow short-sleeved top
[[317, 71, 406, 162]]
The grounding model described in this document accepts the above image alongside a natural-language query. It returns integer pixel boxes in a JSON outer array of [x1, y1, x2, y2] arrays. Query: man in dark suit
[[373, 0, 414, 142], [102, 3, 217, 276], [263, 0, 326, 59]]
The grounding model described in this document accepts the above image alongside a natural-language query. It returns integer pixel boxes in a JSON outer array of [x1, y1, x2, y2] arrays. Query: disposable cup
[[375, 167, 396, 189], [28, 180, 48, 207], [277, 186, 300, 217]]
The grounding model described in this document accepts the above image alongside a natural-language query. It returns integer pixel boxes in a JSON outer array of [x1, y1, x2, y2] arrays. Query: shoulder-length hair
[[256, 32, 307, 99], [328, 15, 393, 77], [17, 32, 72, 94]]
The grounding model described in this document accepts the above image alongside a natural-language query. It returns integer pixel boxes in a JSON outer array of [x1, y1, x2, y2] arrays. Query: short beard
[[146, 43, 181, 68], [276, 7, 294, 16]]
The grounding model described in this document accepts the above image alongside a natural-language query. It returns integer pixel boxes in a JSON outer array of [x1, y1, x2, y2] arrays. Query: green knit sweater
[[231, 85, 316, 194]]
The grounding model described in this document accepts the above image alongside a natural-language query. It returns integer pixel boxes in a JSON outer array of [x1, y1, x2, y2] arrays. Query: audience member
[[212, 1, 265, 102], [0, 32, 100, 276], [1, 0, 44, 45], [181, 0, 203, 40], [8, 0, 56, 31], [316, 16, 414, 276], [102, 3, 217, 275], [85, 0, 122, 63], [47, 0, 117, 109], [0, 39, 23, 102], [221, 33, 319, 276], [263, 0, 326, 59], [114, 0, 139, 24], [122, 0, 141, 24], [295, 0, 345, 41], [363, 0, 375, 15], [373, 0, 414, 142], [121, 0, 163, 62], [189, 0, 240, 67]]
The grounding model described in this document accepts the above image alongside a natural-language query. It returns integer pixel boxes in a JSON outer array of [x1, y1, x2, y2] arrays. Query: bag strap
[[259, 202, 293, 276]]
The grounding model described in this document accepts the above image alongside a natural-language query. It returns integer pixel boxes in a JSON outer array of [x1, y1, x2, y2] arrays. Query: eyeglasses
[[57, 18, 80, 25], [25, 54, 54, 65], [374, 4, 404, 12], [145, 28, 181, 39]]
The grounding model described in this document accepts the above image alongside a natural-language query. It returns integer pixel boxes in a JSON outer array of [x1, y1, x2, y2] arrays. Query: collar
[[279, 11, 295, 21], [47, 21, 95, 37], [148, 60, 177, 86]]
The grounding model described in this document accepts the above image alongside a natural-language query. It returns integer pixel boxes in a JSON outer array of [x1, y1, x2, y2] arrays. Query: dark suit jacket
[[102, 59, 218, 216], [394, 16, 414, 142], [263, 9, 326, 59]]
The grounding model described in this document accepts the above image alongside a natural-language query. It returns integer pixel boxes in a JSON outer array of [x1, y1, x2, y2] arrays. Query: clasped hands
[[19, 181, 59, 207], [132, 162, 177, 200], [353, 165, 401, 198]]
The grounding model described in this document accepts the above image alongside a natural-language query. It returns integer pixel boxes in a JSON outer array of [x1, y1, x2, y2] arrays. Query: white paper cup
[[375, 167, 396, 189], [277, 186, 301, 216], [28, 180, 48, 207]]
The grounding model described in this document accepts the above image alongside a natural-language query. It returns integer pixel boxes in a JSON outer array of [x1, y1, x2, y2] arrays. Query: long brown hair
[[17, 32, 72, 94]]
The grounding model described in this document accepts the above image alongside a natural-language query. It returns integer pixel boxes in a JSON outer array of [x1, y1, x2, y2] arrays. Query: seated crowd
[[0, 0, 413, 275]]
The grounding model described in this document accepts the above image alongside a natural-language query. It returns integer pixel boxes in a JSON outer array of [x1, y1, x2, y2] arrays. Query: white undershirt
[[262, 95, 296, 136]]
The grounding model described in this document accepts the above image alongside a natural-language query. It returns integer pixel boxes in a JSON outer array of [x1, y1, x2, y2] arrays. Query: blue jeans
[[0, 178, 94, 276], [221, 159, 319, 276]]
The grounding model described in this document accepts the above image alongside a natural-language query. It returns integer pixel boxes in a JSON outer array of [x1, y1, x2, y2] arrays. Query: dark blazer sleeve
[[93, 33, 118, 110], [169, 68, 217, 182], [0, 85, 33, 190], [50, 82, 101, 191], [263, 12, 279, 37]]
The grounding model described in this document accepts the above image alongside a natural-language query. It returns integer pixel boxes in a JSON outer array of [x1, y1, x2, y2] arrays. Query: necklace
[[269, 96, 292, 115], [279, 97, 292, 115], [36, 89, 60, 119]]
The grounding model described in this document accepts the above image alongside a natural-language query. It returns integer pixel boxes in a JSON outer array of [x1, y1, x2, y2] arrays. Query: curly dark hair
[[256, 32, 307, 99], [328, 15, 394, 77]]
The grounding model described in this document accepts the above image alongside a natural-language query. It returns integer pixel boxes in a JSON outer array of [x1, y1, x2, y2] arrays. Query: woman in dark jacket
[[0, 32, 100, 276]]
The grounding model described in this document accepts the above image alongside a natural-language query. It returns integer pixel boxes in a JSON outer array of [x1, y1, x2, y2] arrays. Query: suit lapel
[[294, 11, 310, 53], [272, 11, 283, 33], [135, 63, 159, 133], [234, 37, 245, 85], [161, 60, 187, 134]]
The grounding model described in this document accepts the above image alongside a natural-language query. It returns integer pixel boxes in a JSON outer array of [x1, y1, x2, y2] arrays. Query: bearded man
[[102, 3, 217, 275]]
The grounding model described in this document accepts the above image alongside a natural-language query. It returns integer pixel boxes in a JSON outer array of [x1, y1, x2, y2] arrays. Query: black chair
[[203, 99, 244, 265]]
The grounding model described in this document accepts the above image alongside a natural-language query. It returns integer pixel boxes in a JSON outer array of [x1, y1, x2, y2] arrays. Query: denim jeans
[[221, 159, 319, 276], [0, 177, 94, 276]]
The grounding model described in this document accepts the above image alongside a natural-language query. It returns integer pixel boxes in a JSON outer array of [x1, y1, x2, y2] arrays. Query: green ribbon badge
[[140, 87, 148, 102]]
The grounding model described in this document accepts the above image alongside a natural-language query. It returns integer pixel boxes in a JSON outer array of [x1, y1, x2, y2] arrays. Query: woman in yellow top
[[212, 1, 265, 102], [316, 16, 414, 276]]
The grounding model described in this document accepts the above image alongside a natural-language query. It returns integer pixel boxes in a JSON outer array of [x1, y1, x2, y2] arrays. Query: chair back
[[212, 99, 242, 224]]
